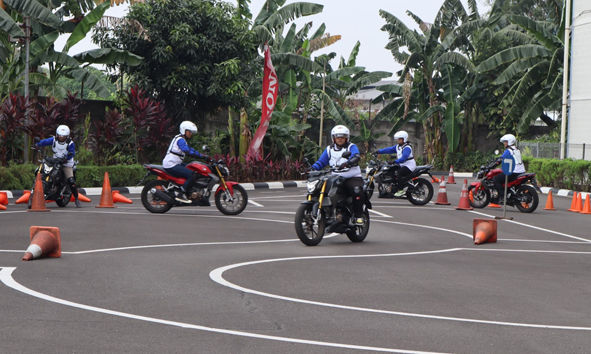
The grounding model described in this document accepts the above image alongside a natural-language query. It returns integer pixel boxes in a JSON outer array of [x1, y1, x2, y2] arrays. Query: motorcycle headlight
[[223, 166, 230, 176], [365, 166, 372, 174], [307, 180, 319, 193], [44, 164, 53, 174]]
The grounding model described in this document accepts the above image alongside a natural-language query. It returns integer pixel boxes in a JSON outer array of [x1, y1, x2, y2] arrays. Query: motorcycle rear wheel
[[141, 180, 173, 214], [515, 185, 539, 213], [346, 208, 370, 243], [406, 178, 434, 205], [294, 203, 325, 246], [215, 184, 248, 215], [467, 185, 490, 208]]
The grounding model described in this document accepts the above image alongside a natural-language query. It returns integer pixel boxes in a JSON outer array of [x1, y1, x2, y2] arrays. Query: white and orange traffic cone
[[22, 226, 61, 261], [447, 165, 456, 184], [473, 219, 497, 245], [455, 179, 473, 210], [434, 176, 451, 205]]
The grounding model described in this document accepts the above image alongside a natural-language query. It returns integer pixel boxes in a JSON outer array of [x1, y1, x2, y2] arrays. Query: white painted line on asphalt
[[248, 200, 264, 207], [0, 268, 443, 354], [469, 210, 591, 243], [249, 194, 307, 199], [369, 209, 393, 218], [372, 220, 473, 239], [209, 248, 591, 332], [498, 239, 591, 244]]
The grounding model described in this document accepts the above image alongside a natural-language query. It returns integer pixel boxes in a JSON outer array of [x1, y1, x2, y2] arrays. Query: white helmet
[[56, 125, 70, 141], [393, 130, 408, 143], [331, 125, 350, 144], [180, 121, 198, 135], [500, 134, 516, 146]]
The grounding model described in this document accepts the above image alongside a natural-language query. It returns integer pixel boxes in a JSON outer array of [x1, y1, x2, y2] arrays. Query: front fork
[[311, 181, 327, 226], [216, 167, 234, 202]]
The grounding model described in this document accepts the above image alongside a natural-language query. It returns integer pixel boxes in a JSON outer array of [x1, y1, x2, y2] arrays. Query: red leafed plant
[[91, 108, 127, 165], [0, 93, 33, 165]]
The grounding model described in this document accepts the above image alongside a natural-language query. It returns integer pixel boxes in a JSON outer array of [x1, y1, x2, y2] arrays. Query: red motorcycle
[[138, 148, 247, 215], [468, 158, 541, 213]]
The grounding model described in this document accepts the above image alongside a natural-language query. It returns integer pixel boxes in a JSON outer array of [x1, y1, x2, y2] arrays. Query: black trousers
[[396, 166, 412, 184], [493, 173, 520, 198], [341, 177, 365, 218]]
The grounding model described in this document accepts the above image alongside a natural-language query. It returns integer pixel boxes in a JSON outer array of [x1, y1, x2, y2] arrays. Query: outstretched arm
[[177, 139, 203, 158]]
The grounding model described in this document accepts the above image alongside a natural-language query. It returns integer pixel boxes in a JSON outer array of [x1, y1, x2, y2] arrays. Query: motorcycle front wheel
[[215, 184, 248, 215], [141, 180, 173, 214], [294, 203, 325, 246], [406, 178, 434, 205], [56, 188, 72, 207], [346, 208, 370, 243], [467, 185, 490, 208], [515, 185, 539, 213]]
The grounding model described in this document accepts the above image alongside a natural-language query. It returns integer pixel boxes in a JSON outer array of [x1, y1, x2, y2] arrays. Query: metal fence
[[518, 142, 591, 160]]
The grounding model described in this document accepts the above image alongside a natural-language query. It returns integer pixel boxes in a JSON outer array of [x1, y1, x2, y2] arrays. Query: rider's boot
[[68, 177, 82, 208], [175, 187, 192, 204], [394, 186, 408, 197], [75, 198, 82, 208]]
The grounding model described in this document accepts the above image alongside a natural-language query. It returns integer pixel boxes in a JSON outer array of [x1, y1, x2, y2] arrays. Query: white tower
[[568, 0, 591, 159]]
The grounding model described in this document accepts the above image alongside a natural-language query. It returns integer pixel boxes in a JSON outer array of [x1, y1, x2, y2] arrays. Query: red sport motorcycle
[[468, 158, 541, 213], [138, 147, 247, 215]]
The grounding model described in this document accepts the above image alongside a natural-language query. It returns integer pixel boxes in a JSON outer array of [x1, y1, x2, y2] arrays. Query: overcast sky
[[57, 0, 488, 77]]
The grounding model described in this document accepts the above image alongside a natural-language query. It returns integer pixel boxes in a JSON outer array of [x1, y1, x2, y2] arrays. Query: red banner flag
[[248, 44, 278, 159]]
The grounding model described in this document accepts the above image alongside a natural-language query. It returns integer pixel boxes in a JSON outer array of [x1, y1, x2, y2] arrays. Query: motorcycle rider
[[373, 131, 416, 197], [35, 125, 82, 208], [493, 134, 525, 203], [163, 121, 211, 203], [311, 125, 365, 226]]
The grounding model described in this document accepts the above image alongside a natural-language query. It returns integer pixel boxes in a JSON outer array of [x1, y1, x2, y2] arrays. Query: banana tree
[[476, 12, 565, 133]]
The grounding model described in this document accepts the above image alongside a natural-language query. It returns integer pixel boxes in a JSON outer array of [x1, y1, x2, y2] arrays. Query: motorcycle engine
[[335, 211, 344, 223], [385, 185, 393, 193], [190, 188, 205, 200]]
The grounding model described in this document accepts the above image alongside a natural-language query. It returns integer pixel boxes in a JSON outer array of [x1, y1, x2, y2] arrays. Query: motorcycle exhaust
[[152, 189, 175, 205]]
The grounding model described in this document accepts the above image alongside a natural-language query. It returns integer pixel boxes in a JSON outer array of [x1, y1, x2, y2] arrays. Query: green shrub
[[523, 157, 590, 192]]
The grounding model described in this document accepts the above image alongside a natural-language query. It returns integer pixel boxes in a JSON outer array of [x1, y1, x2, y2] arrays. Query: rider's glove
[[61, 157, 69, 164], [338, 162, 349, 169], [202, 155, 213, 163], [372, 151, 379, 157]]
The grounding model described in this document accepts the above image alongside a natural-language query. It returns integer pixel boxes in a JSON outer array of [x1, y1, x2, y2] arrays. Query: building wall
[[568, 0, 591, 159]]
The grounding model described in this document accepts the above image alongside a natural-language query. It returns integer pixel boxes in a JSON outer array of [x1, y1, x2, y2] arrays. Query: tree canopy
[[93, 0, 260, 124]]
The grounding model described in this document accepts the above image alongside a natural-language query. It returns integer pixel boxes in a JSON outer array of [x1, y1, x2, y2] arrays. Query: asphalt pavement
[[1, 180, 590, 354]]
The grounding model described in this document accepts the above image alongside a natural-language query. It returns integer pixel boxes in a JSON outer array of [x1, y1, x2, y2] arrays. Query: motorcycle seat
[[145, 164, 166, 171]]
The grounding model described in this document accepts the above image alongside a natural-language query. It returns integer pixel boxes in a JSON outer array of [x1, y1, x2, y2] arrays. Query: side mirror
[[342, 151, 352, 159], [202, 145, 211, 152], [303, 157, 309, 163], [494, 149, 499, 155], [34, 137, 40, 143]]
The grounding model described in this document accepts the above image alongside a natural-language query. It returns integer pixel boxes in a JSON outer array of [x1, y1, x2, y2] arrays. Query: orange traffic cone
[[455, 179, 473, 210], [431, 175, 441, 183], [0, 191, 8, 205], [15, 190, 31, 204], [96, 172, 116, 208], [70, 194, 91, 203], [543, 191, 557, 211], [0, 204, 6, 211], [447, 165, 456, 184], [567, 192, 578, 212], [473, 219, 497, 245], [112, 190, 133, 204], [573, 193, 583, 213], [27, 174, 50, 212], [581, 195, 591, 215], [488, 201, 502, 208], [22, 226, 61, 261], [434, 176, 451, 205]]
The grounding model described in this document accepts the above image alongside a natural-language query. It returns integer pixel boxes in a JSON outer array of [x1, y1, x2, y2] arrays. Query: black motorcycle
[[294, 152, 372, 246], [28, 146, 75, 209], [368, 155, 435, 206]]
